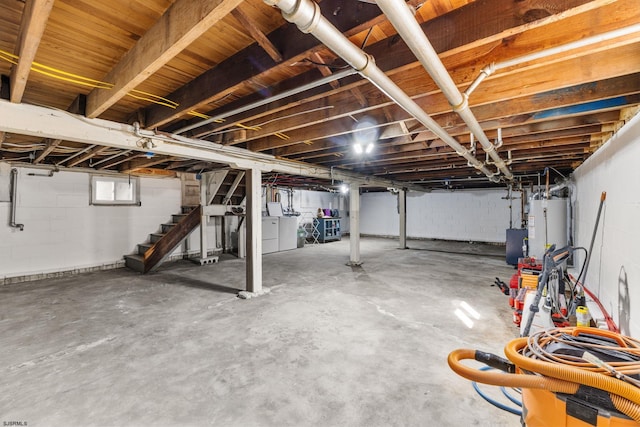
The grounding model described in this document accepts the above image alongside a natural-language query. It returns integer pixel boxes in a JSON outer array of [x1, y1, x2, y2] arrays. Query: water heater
[[527, 198, 567, 259]]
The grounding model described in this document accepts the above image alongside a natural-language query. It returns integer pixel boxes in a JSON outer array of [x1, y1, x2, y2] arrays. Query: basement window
[[90, 175, 140, 206]]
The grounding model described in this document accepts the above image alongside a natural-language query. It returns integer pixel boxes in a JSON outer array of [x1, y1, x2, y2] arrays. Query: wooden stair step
[[149, 233, 165, 243], [138, 243, 153, 255], [124, 254, 144, 273]]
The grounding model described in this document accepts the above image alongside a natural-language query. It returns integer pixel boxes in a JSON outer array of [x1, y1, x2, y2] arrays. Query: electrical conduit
[[263, 0, 500, 182], [376, 0, 513, 181]]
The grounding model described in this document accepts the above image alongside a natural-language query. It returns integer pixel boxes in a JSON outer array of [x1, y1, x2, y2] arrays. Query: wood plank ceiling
[[0, 0, 638, 190]]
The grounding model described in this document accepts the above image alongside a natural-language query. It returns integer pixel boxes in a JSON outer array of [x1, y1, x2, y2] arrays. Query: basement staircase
[[124, 205, 202, 274]]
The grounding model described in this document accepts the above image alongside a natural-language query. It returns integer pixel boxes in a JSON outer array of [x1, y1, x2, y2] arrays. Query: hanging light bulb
[[365, 142, 374, 154], [354, 143, 363, 154]]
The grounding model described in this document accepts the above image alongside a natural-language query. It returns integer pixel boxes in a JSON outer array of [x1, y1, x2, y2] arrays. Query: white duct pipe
[[265, 0, 499, 182], [376, 0, 513, 181], [465, 23, 640, 97]]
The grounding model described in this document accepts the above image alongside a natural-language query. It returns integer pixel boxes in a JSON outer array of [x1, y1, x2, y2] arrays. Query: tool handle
[[601, 191, 607, 202]]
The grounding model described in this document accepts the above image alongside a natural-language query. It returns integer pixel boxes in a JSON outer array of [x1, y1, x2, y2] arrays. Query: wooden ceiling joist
[[10, 0, 55, 103], [67, 145, 109, 168], [85, 0, 246, 118], [142, 0, 388, 128], [33, 138, 61, 164], [231, 4, 283, 63], [184, 0, 615, 140]]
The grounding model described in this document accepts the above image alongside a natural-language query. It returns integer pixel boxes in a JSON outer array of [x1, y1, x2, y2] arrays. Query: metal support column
[[349, 182, 361, 266], [199, 179, 208, 259], [245, 168, 262, 293], [399, 189, 407, 249]]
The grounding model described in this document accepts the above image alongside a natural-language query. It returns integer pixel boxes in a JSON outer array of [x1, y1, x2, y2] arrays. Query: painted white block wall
[[573, 112, 640, 338], [0, 166, 208, 281], [360, 188, 521, 243], [264, 188, 346, 231]]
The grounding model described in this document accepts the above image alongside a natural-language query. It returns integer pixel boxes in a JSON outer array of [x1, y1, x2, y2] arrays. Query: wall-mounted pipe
[[264, 0, 500, 182], [376, 0, 513, 181], [465, 24, 640, 97], [9, 168, 24, 231]]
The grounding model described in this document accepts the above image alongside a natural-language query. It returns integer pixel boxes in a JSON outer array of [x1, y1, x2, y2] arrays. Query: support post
[[349, 182, 361, 266], [245, 168, 263, 293], [200, 179, 208, 259], [399, 188, 407, 249]]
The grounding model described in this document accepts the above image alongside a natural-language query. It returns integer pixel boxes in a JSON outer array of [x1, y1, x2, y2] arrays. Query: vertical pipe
[[200, 179, 208, 260], [246, 168, 263, 293], [9, 168, 24, 231], [349, 182, 361, 265], [398, 189, 407, 249], [581, 191, 607, 288]]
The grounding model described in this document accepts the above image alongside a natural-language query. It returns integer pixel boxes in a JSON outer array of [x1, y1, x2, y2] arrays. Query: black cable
[[303, 58, 350, 70], [360, 27, 374, 49]]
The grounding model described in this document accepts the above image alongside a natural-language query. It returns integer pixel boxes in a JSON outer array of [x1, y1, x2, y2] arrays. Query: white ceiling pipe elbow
[[465, 23, 640, 99], [265, 0, 500, 183], [376, 0, 513, 181]]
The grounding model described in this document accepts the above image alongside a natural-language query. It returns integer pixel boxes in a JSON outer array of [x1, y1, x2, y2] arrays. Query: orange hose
[[504, 338, 640, 405], [448, 328, 640, 423], [447, 349, 579, 393], [611, 395, 640, 423]]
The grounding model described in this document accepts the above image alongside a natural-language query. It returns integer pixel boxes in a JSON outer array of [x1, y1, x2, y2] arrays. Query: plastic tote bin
[[297, 228, 306, 248]]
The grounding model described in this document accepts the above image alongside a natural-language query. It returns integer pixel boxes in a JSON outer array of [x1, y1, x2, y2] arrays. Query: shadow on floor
[[161, 273, 240, 294]]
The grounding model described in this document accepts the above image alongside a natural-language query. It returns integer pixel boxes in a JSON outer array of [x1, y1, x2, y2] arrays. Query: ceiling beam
[[97, 153, 144, 170], [246, 41, 640, 154], [0, 131, 4, 149], [10, 0, 55, 103], [85, 0, 245, 118], [230, 5, 282, 63], [33, 138, 61, 164], [290, 110, 624, 161], [0, 100, 425, 190], [142, 0, 393, 128], [120, 156, 176, 173], [184, 0, 611, 139], [67, 146, 110, 167]]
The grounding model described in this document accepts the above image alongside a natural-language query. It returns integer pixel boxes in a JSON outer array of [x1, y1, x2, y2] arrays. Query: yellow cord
[[128, 89, 178, 109], [274, 132, 290, 140], [187, 111, 225, 123], [0, 48, 178, 108]]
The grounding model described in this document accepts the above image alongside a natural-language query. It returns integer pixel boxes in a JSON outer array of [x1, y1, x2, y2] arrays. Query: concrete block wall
[[0, 166, 204, 283], [265, 188, 347, 231], [572, 112, 640, 337], [361, 188, 521, 243]]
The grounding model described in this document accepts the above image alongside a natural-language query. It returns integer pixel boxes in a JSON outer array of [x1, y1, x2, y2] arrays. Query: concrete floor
[[2, 237, 521, 426]]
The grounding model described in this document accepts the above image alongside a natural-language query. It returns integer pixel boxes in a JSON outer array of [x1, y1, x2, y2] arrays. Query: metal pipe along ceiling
[[375, 0, 513, 181], [264, 0, 500, 183], [175, 68, 358, 135]]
